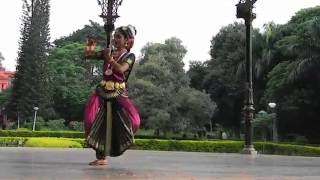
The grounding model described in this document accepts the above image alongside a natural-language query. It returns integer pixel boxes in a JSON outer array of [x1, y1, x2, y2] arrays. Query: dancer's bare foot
[[88, 159, 108, 166]]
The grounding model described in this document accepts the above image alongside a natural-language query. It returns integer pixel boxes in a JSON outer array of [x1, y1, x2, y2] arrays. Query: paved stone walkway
[[0, 147, 320, 179]]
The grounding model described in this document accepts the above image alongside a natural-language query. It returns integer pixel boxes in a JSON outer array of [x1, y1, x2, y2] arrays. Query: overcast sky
[[0, 0, 319, 71]]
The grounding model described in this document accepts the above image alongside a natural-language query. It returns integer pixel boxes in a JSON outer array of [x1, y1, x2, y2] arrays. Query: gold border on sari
[[105, 101, 113, 155]]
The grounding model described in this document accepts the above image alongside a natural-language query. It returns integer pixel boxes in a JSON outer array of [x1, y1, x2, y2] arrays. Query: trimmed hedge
[[0, 130, 84, 138], [132, 139, 320, 156], [133, 139, 244, 153], [1, 131, 320, 157], [0, 137, 26, 147], [0, 130, 208, 140], [25, 138, 82, 148], [254, 142, 320, 156]]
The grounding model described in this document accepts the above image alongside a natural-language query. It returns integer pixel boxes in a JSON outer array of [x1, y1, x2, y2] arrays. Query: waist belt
[[100, 80, 126, 91]]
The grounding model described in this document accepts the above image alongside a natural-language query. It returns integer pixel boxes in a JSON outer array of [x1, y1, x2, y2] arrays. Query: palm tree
[[286, 17, 320, 83]]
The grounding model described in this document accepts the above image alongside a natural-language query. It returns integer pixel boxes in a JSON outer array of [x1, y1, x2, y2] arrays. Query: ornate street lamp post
[[17, 112, 20, 129], [32, 107, 39, 131], [97, 0, 123, 48], [236, 0, 258, 155], [96, 0, 123, 155], [268, 102, 278, 142]]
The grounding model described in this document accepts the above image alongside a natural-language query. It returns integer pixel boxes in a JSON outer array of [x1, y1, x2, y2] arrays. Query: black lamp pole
[[97, 0, 123, 48], [96, 0, 123, 155], [236, 0, 257, 155]]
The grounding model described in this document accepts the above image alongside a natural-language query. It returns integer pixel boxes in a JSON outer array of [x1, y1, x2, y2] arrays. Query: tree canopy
[[131, 37, 216, 136], [0, 51, 4, 67], [188, 6, 320, 142], [7, 0, 51, 120]]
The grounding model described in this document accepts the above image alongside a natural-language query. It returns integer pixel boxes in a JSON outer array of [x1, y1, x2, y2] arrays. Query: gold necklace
[[104, 50, 127, 76]]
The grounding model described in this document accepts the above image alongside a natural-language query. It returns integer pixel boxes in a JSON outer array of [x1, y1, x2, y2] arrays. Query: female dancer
[[84, 25, 140, 166]]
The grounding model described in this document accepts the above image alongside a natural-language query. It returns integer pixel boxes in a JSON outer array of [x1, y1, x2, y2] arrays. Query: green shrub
[[132, 139, 320, 156], [68, 121, 84, 131], [254, 142, 320, 156], [1, 131, 320, 157], [133, 139, 244, 153], [0, 137, 26, 147], [0, 130, 202, 139], [22, 116, 46, 131], [136, 129, 154, 136], [45, 119, 69, 131], [70, 138, 87, 148], [1, 137, 84, 148], [0, 130, 84, 138], [25, 138, 82, 148]]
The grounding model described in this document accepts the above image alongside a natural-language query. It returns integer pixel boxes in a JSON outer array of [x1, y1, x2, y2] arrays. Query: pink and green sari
[[84, 52, 140, 158]]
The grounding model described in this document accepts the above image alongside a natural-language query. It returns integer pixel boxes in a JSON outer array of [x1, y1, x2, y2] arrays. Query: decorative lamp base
[[241, 145, 257, 155]]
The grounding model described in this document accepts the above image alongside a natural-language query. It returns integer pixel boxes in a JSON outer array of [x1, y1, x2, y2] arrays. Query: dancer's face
[[113, 31, 127, 50]]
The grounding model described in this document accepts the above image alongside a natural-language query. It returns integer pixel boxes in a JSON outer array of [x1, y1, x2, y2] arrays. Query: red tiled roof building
[[0, 67, 15, 92]]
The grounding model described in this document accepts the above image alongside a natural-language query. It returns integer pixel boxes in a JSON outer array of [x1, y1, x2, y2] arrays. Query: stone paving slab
[[0, 147, 320, 179]]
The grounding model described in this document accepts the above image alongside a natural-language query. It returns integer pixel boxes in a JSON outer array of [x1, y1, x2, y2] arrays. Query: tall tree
[[52, 20, 106, 85], [187, 61, 208, 91], [131, 37, 216, 136], [202, 22, 263, 137], [0, 51, 4, 67], [263, 6, 320, 142], [7, 0, 51, 120], [53, 20, 105, 48], [48, 43, 93, 122]]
